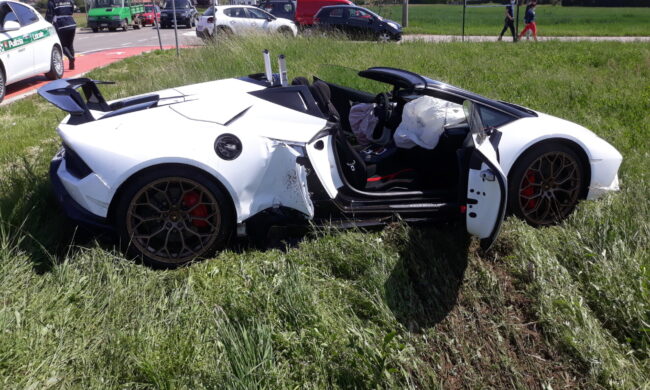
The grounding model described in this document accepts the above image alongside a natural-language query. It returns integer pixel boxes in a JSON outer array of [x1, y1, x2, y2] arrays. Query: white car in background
[[196, 5, 297, 39], [0, 0, 63, 103]]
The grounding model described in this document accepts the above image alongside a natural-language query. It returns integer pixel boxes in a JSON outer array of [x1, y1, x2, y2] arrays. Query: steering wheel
[[372, 92, 392, 141]]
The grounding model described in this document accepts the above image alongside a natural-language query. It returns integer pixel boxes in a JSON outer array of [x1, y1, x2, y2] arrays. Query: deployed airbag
[[394, 96, 465, 149]]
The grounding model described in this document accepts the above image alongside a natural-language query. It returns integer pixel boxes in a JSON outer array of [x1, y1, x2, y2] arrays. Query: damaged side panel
[[245, 141, 314, 219]]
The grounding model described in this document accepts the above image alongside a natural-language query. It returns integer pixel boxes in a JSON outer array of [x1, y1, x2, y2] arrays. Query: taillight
[[207, 16, 214, 23]]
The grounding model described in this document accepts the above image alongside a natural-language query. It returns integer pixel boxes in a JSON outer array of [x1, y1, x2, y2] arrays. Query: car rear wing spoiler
[[38, 78, 161, 125]]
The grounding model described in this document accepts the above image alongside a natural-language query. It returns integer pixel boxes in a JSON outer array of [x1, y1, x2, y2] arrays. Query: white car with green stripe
[[0, 0, 63, 103]]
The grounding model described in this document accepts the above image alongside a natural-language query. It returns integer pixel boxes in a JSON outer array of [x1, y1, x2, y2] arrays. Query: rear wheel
[[508, 143, 586, 226], [116, 167, 233, 268], [217, 26, 233, 36], [45, 46, 64, 80]]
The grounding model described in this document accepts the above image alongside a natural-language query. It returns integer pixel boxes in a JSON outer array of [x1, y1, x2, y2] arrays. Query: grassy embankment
[[371, 4, 650, 36], [0, 37, 649, 388]]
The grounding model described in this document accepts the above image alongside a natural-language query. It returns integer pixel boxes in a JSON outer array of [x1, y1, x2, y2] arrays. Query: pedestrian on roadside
[[45, 0, 77, 70], [518, 0, 538, 42], [498, 0, 517, 42]]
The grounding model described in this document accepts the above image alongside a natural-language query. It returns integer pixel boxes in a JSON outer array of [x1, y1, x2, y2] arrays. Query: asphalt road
[[74, 27, 650, 54], [75, 26, 202, 54]]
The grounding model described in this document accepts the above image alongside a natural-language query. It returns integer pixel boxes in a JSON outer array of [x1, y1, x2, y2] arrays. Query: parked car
[[38, 55, 621, 267], [295, 0, 351, 26], [0, 0, 63, 102], [141, 3, 161, 26], [196, 5, 297, 39], [160, 0, 198, 28], [314, 5, 402, 41], [259, 0, 295, 21]]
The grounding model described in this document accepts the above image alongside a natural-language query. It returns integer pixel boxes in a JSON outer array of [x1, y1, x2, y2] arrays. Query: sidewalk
[[1, 45, 175, 106]]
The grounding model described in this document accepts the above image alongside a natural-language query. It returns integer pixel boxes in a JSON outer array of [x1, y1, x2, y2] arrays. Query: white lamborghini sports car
[[38, 53, 622, 267]]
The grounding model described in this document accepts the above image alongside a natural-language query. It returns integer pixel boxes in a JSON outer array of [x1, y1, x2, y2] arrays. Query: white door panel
[[306, 134, 342, 199], [465, 101, 507, 250], [0, 29, 33, 82]]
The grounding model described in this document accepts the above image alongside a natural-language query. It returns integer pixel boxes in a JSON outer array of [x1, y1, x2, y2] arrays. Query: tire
[[0, 69, 5, 103], [91, 27, 99, 32], [277, 26, 293, 37], [377, 31, 391, 42], [108, 27, 116, 32], [507, 143, 587, 227], [217, 26, 233, 36], [45, 46, 64, 80], [115, 166, 233, 268]]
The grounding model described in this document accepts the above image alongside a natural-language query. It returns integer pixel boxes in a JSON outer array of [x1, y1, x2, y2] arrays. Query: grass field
[[371, 4, 650, 36], [0, 37, 649, 388]]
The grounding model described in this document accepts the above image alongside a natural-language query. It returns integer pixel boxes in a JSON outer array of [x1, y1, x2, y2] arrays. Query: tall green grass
[[0, 36, 648, 388], [370, 4, 650, 36]]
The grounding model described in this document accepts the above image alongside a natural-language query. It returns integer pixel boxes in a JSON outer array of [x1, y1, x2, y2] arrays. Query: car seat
[[293, 77, 418, 192]]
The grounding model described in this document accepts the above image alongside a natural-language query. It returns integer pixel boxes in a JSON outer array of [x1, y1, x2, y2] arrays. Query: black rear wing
[[38, 78, 161, 125]]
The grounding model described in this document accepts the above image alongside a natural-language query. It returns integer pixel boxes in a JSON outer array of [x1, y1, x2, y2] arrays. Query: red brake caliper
[[521, 170, 537, 210], [183, 191, 209, 228]]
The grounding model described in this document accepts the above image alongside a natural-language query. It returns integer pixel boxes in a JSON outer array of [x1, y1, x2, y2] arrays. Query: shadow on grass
[[0, 159, 115, 273], [385, 224, 470, 332]]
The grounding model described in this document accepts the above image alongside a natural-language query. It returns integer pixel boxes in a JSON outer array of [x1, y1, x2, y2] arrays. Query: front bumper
[[50, 151, 112, 231], [88, 20, 122, 29], [160, 15, 192, 25]]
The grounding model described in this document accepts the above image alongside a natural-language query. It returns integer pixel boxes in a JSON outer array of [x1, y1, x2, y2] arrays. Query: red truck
[[260, 0, 354, 26]]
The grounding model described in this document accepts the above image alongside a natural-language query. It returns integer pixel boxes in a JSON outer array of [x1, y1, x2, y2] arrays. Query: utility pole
[[402, 0, 408, 28]]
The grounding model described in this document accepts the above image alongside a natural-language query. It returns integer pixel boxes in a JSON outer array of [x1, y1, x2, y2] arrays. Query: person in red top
[[518, 1, 538, 41]]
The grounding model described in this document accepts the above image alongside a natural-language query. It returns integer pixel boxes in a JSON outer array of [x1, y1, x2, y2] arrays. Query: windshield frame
[[162, 0, 192, 10]]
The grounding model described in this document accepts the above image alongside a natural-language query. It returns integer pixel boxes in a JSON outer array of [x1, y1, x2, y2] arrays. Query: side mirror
[[266, 15, 275, 21], [1, 20, 20, 32]]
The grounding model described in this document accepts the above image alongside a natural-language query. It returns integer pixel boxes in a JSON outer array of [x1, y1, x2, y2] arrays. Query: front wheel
[[45, 46, 64, 80], [377, 31, 391, 42], [115, 167, 233, 267], [508, 143, 587, 226], [0, 70, 6, 103], [277, 26, 294, 37]]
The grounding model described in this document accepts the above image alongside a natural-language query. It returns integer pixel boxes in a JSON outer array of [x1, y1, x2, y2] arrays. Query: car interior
[[290, 75, 471, 196]]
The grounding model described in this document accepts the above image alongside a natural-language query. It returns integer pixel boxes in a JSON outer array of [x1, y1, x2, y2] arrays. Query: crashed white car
[[0, 0, 63, 102], [38, 53, 622, 267]]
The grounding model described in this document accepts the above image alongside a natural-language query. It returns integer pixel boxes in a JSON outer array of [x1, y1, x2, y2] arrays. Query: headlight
[[387, 22, 400, 30], [88, 16, 97, 21]]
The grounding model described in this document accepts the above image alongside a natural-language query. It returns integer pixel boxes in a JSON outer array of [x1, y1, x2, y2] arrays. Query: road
[[75, 26, 202, 54], [74, 27, 650, 53]]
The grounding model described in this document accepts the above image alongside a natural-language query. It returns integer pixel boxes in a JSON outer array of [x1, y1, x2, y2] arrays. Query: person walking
[[498, 0, 517, 42], [45, 0, 77, 70], [518, 1, 538, 42]]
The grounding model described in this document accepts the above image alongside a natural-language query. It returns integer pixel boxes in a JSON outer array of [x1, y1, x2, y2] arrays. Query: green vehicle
[[87, 0, 145, 32]]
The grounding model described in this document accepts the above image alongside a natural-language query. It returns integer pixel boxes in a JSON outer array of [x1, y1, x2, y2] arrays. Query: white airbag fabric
[[394, 96, 465, 150]]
